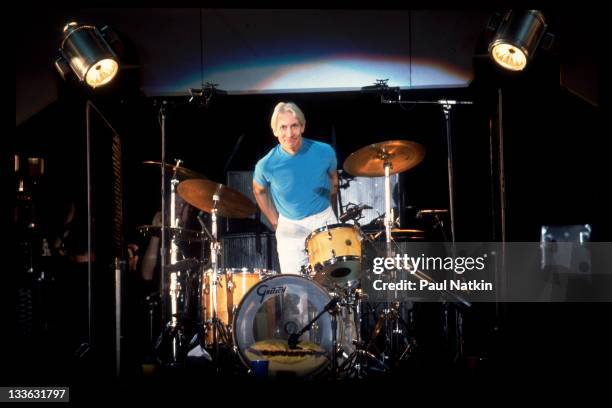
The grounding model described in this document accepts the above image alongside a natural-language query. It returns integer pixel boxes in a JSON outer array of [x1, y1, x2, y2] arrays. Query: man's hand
[[253, 181, 279, 231], [127, 244, 139, 271], [330, 169, 339, 218]]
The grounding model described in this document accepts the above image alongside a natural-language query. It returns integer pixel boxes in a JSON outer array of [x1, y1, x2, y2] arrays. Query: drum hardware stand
[[166, 161, 188, 365], [155, 100, 184, 366], [330, 303, 339, 376], [367, 300, 416, 365], [153, 259, 203, 367], [191, 212, 213, 351], [378, 93, 474, 363], [205, 186, 232, 365], [336, 288, 388, 378], [288, 295, 341, 376], [338, 340, 387, 378], [151, 134, 195, 367], [145, 292, 160, 352]]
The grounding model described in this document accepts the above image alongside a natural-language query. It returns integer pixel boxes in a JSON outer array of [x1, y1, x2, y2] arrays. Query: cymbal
[[391, 228, 425, 239], [137, 225, 204, 242], [142, 161, 206, 180], [177, 179, 256, 219], [343, 140, 425, 177], [391, 228, 425, 234], [367, 228, 425, 241]]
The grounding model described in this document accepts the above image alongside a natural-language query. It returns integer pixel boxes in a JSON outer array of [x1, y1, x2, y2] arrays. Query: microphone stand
[[380, 97, 472, 243], [155, 100, 189, 367], [379, 94, 473, 362], [288, 295, 341, 375]]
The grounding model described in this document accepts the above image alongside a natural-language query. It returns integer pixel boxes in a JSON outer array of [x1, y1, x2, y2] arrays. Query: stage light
[[56, 22, 119, 88], [488, 10, 548, 71]]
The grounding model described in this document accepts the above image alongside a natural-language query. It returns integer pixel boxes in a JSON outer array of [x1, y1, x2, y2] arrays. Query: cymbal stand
[[155, 161, 188, 366], [186, 212, 213, 353], [207, 186, 231, 364], [380, 151, 400, 325], [155, 102, 183, 367], [167, 161, 183, 363], [381, 154, 394, 248]]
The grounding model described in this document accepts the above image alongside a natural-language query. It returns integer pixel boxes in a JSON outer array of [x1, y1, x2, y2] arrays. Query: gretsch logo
[[256, 284, 287, 304]]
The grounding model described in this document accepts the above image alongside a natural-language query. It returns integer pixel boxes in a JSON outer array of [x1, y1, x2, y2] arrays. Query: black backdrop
[[11, 27, 611, 389]]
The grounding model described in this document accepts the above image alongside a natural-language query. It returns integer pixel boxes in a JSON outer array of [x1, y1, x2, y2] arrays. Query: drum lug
[[330, 249, 336, 258], [227, 271, 234, 291]]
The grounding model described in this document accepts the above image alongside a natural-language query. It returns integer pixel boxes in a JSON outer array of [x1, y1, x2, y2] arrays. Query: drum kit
[[139, 140, 433, 378]]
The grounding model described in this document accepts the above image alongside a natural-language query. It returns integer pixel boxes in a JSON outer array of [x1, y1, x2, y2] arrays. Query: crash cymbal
[[343, 140, 425, 177], [142, 161, 206, 180], [137, 225, 204, 242], [177, 178, 256, 219]]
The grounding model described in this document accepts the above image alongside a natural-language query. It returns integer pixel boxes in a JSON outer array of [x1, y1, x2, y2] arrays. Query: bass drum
[[232, 275, 357, 378]]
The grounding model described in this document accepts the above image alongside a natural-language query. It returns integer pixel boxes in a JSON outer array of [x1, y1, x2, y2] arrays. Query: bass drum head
[[232, 275, 334, 378]]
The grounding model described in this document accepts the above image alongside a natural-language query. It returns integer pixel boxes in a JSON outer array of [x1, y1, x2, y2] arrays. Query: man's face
[[275, 111, 304, 155]]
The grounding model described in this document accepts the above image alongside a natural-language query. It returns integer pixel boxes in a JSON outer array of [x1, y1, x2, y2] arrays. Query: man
[[253, 102, 338, 274]]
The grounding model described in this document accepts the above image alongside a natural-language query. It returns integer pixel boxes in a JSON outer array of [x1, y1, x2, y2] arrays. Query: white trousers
[[275, 206, 337, 274]]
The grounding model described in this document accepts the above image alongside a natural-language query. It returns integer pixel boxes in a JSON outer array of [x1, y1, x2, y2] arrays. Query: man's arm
[[141, 211, 161, 281], [329, 169, 339, 218], [253, 181, 279, 231]]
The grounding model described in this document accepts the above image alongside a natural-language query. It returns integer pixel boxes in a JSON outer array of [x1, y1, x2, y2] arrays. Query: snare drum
[[305, 223, 363, 288]]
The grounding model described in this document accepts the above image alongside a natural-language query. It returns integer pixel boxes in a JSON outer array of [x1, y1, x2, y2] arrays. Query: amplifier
[[221, 232, 280, 272], [226, 171, 273, 232]]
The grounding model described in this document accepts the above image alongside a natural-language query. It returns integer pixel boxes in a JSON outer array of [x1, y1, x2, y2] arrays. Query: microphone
[[416, 209, 448, 219], [339, 204, 372, 222]]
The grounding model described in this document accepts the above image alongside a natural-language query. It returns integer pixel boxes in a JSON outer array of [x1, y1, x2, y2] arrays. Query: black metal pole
[[159, 102, 168, 334]]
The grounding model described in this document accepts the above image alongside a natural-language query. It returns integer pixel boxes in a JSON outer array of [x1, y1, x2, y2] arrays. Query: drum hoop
[[231, 274, 332, 372], [318, 255, 361, 267], [304, 223, 362, 247], [223, 267, 261, 275]]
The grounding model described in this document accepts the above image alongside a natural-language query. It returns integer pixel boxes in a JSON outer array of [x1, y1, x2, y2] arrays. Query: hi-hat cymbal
[[177, 178, 256, 219], [137, 225, 204, 242], [142, 161, 206, 180], [343, 140, 425, 177]]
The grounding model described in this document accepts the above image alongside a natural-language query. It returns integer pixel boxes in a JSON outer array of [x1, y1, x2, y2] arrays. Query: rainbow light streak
[[145, 54, 472, 96]]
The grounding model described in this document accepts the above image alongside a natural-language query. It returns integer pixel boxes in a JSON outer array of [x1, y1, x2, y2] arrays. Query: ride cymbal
[[343, 140, 425, 177]]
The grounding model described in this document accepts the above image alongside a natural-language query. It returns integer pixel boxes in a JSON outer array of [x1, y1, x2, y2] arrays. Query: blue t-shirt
[[253, 138, 337, 220]]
